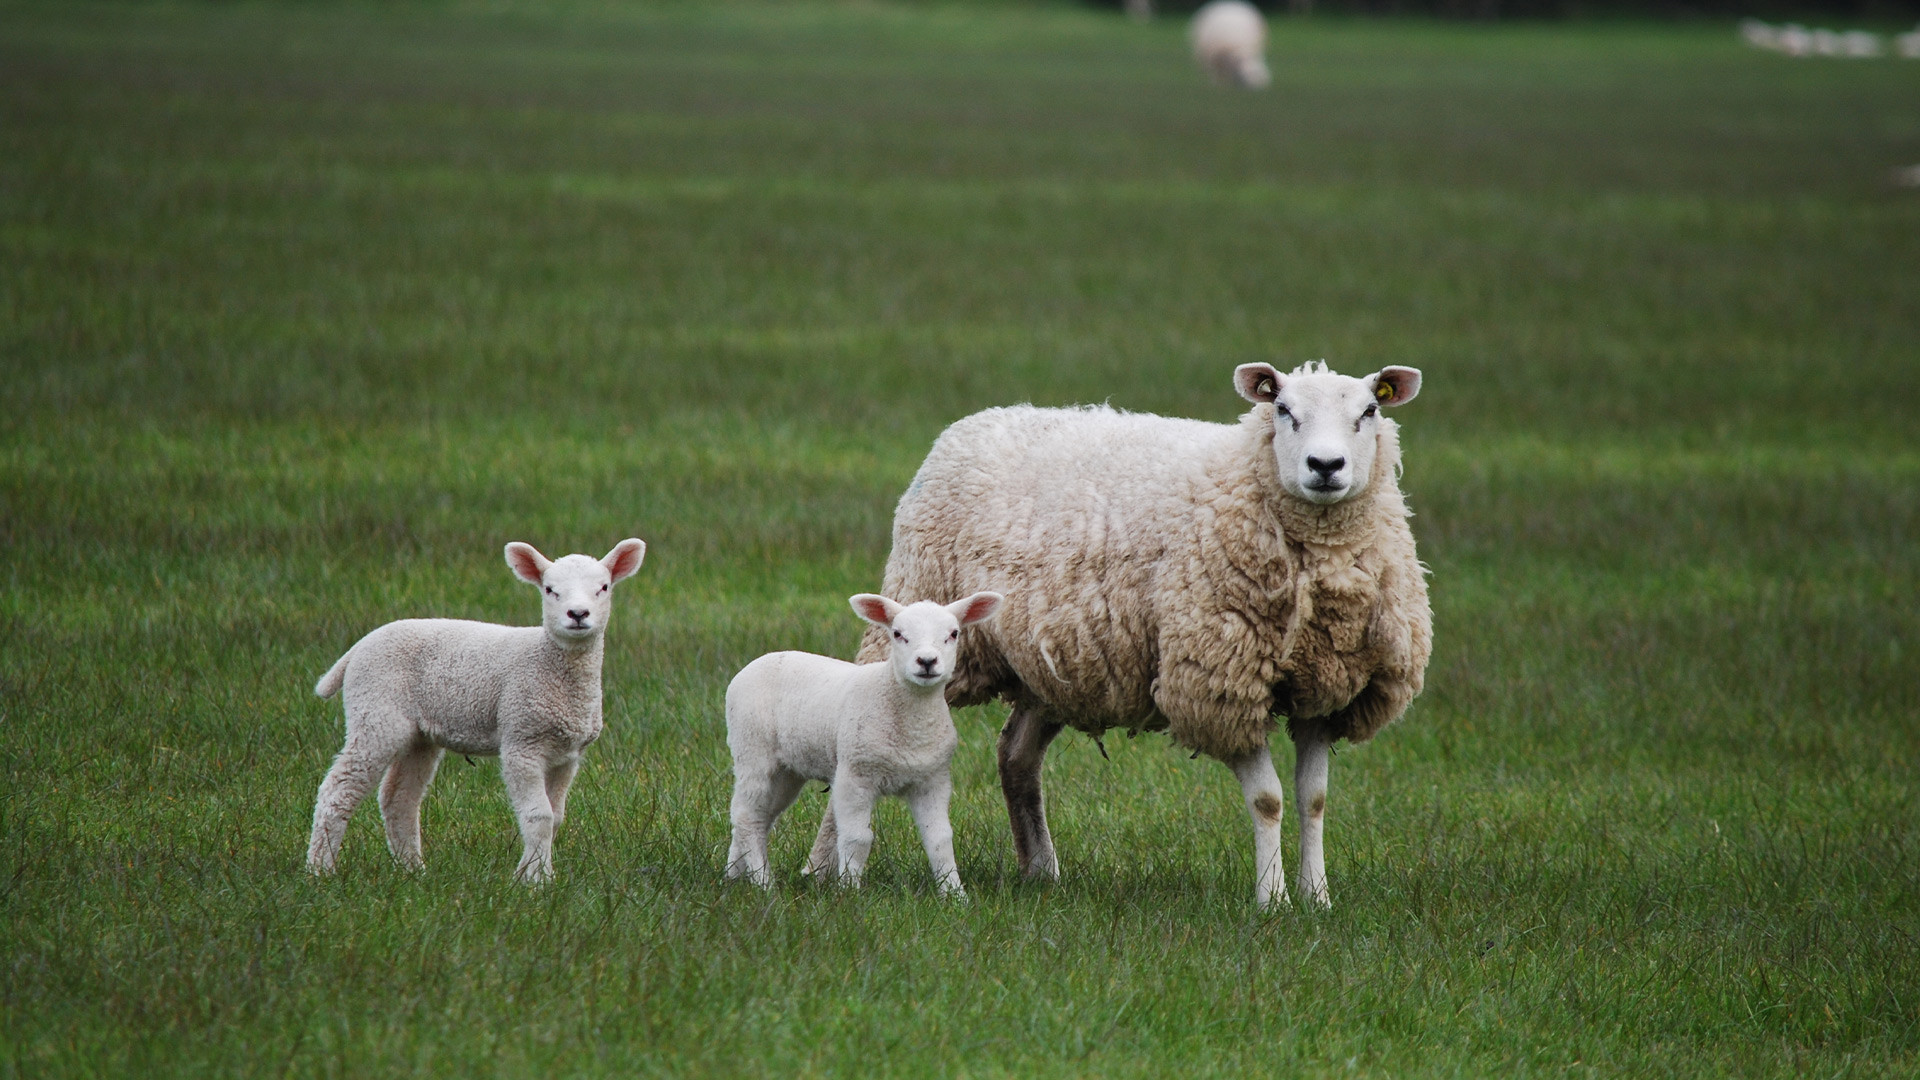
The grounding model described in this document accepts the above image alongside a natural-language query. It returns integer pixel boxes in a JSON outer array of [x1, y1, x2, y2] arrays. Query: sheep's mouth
[[1301, 479, 1350, 501]]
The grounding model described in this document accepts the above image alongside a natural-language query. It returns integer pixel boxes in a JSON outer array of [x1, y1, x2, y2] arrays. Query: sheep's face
[[1234, 362, 1422, 505], [506, 539, 647, 645], [852, 592, 1004, 692]]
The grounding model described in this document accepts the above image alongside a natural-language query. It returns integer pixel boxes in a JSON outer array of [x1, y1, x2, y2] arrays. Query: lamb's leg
[[997, 704, 1064, 880], [727, 767, 806, 888], [1292, 721, 1333, 908], [378, 742, 444, 870], [802, 800, 838, 880], [545, 755, 583, 831], [501, 751, 558, 884], [905, 773, 965, 898], [307, 727, 405, 874], [1228, 745, 1291, 910], [831, 778, 879, 889]]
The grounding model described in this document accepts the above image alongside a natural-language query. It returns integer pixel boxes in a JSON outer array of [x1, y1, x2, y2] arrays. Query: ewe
[[834, 363, 1430, 908], [1191, 0, 1271, 89], [307, 539, 646, 882], [724, 592, 1003, 896]]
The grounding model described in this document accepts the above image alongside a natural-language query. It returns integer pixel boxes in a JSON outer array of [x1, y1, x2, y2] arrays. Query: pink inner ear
[[605, 540, 644, 581], [850, 596, 894, 626], [956, 592, 1002, 625], [506, 545, 546, 584]]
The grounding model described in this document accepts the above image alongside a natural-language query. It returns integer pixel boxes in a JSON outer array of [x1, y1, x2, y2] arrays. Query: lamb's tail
[[314, 651, 351, 699]]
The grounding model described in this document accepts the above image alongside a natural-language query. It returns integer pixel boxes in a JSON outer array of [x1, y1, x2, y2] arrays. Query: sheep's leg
[[905, 774, 964, 898], [545, 755, 583, 831], [727, 767, 806, 888], [1228, 745, 1291, 910], [831, 778, 879, 889], [997, 704, 1063, 880], [501, 751, 558, 884], [307, 729, 405, 874], [802, 801, 838, 880], [378, 742, 444, 871], [1292, 722, 1333, 908]]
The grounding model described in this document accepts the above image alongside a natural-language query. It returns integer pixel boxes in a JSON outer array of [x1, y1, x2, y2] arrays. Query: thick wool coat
[[857, 402, 1431, 761]]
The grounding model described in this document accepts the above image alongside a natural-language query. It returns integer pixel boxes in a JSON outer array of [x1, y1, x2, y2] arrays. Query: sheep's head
[[1235, 361, 1421, 505], [506, 538, 646, 645], [851, 591, 1003, 692]]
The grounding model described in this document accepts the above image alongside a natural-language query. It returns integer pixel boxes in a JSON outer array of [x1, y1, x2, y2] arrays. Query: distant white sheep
[[1741, 20, 1884, 58], [306, 538, 646, 882], [841, 362, 1431, 909], [724, 591, 1003, 896], [1898, 25, 1920, 59], [1191, 0, 1271, 89]]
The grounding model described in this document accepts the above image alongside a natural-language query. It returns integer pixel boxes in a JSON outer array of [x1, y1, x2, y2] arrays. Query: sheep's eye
[[947, 630, 958, 642], [598, 584, 609, 594], [545, 586, 557, 597], [893, 630, 906, 642]]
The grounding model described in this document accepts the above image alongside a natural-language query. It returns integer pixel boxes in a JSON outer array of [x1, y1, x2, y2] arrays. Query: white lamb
[[306, 538, 646, 883], [1191, 0, 1271, 89], [724, 591, 1004, 896], [828, 362, 1431, 909]]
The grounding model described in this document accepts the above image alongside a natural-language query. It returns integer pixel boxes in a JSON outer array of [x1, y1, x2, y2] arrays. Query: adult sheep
[[821, 361, 1430, 908]]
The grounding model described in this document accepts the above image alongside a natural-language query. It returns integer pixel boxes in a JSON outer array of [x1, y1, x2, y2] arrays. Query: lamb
[[829, 362, 1430, 909], [1190, 0, 1271, 89], [306, 538, 646, 883], [724, 591, 1003, 896]]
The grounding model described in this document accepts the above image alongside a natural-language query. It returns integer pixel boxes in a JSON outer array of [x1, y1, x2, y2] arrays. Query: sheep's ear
[[1369, 366, 1422, 407], [602, 538, 646, 583], [947, 591, 1003, 627], [505, 542, 551, 585], [1234, 362, 1284, 404], [849, 594, 902, 628]]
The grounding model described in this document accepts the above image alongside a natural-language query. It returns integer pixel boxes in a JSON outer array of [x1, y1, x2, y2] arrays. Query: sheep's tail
[[314, 651, 351, 699]]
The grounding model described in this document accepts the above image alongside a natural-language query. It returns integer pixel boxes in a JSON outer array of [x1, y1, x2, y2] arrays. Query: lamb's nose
[[916, 655, 938, 672], [567, 609, 590, 622], [1306, 455, 1345, 476]]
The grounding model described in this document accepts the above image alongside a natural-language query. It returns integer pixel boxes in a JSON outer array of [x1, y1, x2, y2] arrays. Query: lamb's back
[[342, 619, 538, 751]]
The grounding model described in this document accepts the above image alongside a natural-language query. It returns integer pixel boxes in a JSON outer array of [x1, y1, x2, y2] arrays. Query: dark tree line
[[1103, 0, 1920, 18]]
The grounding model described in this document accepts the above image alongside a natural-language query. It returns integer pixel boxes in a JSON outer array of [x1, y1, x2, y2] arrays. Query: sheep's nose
[[567, 609, 590, 622], [1306, 455, 1346, 476], [915, 655, 939, 672]]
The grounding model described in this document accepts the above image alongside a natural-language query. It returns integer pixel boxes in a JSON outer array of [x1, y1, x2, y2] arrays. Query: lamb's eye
[[545, 586, 556, 597], [893, 631, 906, 642], [598, 584, 608, 594], [947, 630, 958, 642], [1363, 404, 1377, 418]]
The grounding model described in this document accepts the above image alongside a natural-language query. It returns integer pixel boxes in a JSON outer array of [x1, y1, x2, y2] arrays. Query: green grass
[[3, 0, 1919, 1075]]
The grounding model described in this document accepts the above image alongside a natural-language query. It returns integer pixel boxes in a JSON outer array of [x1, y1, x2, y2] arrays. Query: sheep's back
[[876, 406, 1228, 729]]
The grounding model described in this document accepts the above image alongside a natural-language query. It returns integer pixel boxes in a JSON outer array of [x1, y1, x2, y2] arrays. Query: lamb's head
[[1234, 361, 1422, 505], [852, 591, 1003, 692], [506, 538, 646, 645]]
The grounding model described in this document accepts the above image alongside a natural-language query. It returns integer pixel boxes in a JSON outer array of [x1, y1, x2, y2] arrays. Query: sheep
[[306, 538, 646, 883], [1897, 25, 1920, 59], [825, 362, 1430, 909], [1191, 0, 1270, 89], [724, 591, 1004, 896]]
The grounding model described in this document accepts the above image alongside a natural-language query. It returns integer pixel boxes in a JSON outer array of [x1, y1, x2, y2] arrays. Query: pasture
[[2, 0, 1918, 1074]]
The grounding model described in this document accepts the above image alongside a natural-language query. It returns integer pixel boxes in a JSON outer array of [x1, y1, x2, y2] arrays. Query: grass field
[[4, 0, 1919, 1075]]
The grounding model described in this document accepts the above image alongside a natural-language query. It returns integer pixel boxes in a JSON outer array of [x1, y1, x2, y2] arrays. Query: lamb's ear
[[1368, 366, 1422, 407], [1234, 362, 1284, 404], [947, 591, 1003, 626], [602, 538, 646, 583], [505, 542, 551, 585], [849, 594, 903, 629]]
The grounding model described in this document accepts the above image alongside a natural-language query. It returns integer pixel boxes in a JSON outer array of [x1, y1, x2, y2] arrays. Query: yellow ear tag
[[1375, 382, 1393, 401], [1259, 379, 1274, 397]]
